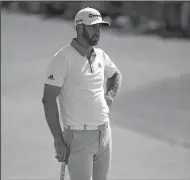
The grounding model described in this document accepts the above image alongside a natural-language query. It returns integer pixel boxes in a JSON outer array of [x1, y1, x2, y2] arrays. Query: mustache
[[92, 35, 99, 38]]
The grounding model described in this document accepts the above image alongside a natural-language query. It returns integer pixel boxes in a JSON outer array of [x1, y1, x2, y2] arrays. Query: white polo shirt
[[45, 39, 116, 126]]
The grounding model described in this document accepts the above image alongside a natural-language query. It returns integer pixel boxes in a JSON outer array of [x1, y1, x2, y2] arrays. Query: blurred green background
[[1, 1, 190, 38]]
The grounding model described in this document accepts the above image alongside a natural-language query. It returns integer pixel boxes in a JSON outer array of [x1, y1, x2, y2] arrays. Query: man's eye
[[92, 24, 102, 28]]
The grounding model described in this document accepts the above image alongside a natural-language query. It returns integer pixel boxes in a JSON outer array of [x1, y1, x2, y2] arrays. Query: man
[[42, 7, 122, 180]]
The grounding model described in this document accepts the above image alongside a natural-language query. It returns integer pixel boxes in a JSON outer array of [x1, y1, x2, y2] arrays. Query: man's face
[[82, 24, 102, 46]]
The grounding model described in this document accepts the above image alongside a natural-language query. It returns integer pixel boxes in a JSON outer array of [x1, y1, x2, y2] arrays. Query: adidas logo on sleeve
[[47, 74, 55, 80]]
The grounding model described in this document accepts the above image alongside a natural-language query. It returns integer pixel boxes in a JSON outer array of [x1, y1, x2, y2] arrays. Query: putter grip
[[60, 162, 66, 180]]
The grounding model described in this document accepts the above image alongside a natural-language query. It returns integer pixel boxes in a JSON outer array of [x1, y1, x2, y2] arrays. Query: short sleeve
[[103, 51, 116, 79], [45, 52, 68, 87]]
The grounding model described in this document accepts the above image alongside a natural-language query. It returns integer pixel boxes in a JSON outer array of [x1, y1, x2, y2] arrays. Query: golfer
[[42, 7, 122, 180]]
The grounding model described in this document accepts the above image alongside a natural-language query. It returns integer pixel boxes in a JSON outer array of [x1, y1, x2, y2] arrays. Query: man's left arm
[[105, 68, 122, 106], [103, 52, 122, 106]]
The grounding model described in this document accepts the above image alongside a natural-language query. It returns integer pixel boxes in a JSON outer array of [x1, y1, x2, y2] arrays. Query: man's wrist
[[105, 92, 114, 108], [54, 134, 64, 142], [105, 91, 114, 101]]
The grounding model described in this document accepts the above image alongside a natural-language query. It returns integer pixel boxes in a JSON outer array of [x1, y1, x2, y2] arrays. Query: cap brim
[[90, 19, 110, 26]]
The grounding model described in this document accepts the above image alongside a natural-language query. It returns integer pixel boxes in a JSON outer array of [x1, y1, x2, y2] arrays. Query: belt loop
[[98, 128, 101, 150], [84, 124, 87, 131], [68, 125, 70, 130]]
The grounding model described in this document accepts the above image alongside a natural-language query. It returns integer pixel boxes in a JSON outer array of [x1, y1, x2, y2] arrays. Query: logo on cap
[[76, 19, 83, 24], [88, 14, 101, 18]]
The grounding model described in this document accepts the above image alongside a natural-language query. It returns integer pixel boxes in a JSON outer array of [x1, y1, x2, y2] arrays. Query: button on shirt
[[45, 39, 116, 126]]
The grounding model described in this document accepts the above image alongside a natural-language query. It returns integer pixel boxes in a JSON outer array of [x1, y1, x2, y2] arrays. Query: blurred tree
[[62, 1, 81, 20], [162, 2, 182, 31], [180, 2, 190, 37]]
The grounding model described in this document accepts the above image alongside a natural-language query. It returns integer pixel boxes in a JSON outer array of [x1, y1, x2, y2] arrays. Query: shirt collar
[[71, 38, 96, 58]]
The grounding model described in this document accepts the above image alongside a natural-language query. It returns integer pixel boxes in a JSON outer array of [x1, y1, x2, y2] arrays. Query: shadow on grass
[[112, 73, 190, 148]]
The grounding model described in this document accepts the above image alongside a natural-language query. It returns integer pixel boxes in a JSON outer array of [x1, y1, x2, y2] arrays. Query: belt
[[64, 121, 109, 131]]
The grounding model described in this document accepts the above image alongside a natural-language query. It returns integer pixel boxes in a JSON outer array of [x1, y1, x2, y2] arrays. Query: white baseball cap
[[74, 7, 110, 27]]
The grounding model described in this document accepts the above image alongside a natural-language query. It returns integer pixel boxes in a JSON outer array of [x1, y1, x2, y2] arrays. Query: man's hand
[[105, 68, 122, 108], [105, 93, 113, 107], [54, 139, 70, 163]]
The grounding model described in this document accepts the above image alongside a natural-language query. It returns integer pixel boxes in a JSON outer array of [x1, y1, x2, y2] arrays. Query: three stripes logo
[[98, 63, 102, 68]]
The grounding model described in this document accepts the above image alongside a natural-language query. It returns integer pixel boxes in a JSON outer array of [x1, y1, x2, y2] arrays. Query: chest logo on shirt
[[96, 62, 103, 72], [91, 62, 102, 73], [98, 63, 102, 68]]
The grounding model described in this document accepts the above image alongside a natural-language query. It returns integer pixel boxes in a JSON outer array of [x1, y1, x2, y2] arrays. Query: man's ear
[[76, 24, 83, 35]]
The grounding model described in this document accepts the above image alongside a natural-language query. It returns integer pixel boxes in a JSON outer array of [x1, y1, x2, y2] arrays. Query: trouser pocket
[[98, 124, 112, 152], [63, 128, 74, 162]]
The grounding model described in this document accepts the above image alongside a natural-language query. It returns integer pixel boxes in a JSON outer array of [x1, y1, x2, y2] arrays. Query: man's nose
[[94, 26, 101, 34]]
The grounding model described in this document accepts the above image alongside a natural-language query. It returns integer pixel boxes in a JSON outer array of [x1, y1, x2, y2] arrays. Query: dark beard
[[83, 28, 99, 46]]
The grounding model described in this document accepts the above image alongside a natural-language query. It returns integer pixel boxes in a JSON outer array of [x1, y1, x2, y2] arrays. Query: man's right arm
[[42, 84, 63, 142], [42, 50, 70, 162], [42, 50, 68, 141]]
